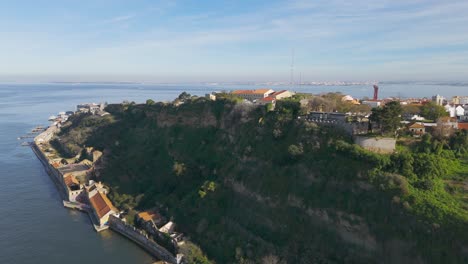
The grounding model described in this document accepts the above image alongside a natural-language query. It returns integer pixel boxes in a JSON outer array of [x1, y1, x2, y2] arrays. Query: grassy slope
[[53, 99, 468, 264]]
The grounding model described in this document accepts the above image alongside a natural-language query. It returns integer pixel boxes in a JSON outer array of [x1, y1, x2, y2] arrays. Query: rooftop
[[64, 174, 80, 187], [58, 163, 91, 174], [89, 192, 116, 219], [408, 123, 425, 129], [260, 96, 275, 102], [137, 210, 162, 222], [232, 89, 272, 95], [271, 90, 288, 96], [458, 123, 468, 130]]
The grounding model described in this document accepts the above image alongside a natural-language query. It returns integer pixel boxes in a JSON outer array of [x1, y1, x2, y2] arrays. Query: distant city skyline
[[1, 0, 468, 82]]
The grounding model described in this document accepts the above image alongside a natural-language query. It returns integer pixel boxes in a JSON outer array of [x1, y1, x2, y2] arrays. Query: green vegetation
[[180, 241, 213, 264], [51, 95, 468, 263], [369, 101, 403, 135], [420, 101, 449, 121], [305, 92, 371, 113]]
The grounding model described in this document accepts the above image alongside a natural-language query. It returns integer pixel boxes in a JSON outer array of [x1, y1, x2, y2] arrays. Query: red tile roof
[[63, 174, 79, 187], [458, 123, 468, 130], [271, 90, 287, 96], [89, 192, 116, 218], [408, 123, 425, 129], [232, 89, 272, 95], [260, 96, 275, 102], [138, 211, 162, 222]]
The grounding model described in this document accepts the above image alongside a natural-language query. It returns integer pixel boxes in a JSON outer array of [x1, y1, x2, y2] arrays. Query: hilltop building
[[361, 100, 382, 108], [270, 90, 295, 100], [408, 123, 425, 137], [77, 102, 109, 116], [341, 95, 360, 105], [231, 89, 274, 101]]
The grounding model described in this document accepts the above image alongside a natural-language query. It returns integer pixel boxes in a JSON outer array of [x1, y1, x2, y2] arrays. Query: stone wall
[[31, 143, 67, 199], [108, 215, 177, 264], [354, 136, 396, 154]]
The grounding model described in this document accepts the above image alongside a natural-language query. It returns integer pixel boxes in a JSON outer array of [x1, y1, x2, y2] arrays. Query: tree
[[179, 241, 212, 264], [433, 117, 455, 139], [369, 101, 402, 135], [173, 161, 186, 176], [178, 92, 192, 102], [261, 254, 285, 264], [288, 144, 304, 157], [402, 104, 421, 116], [412, 153, 449, 179], [420, 102, 448, 121], [146, 99, 155, 105]]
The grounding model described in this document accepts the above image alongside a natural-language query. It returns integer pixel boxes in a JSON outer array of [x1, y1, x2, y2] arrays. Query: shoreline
[[30, 122, 180, 264]]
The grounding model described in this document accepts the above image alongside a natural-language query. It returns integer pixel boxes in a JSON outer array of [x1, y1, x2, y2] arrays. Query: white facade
[[453, 96, 468, 105], [432, 94, 445, 106], [445, 105, 456, 117], [362, 100, 381, 108], [456, 106, 465, 117], [410, 115, 425, 121], [273, 90, 295, 100]]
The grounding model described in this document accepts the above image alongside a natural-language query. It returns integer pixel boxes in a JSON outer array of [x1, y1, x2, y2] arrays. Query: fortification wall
[[31, 143, 67, 199], [108, 215, 177, 264], [354, 136, 396, 154]]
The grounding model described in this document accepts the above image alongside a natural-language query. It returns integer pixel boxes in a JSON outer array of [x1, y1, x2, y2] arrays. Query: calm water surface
[[0, 82, 465, 264]]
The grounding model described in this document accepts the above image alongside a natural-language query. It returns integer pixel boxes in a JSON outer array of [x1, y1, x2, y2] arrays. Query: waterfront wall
[[31, 143, 68, 199], [108, 215, 177, 264], [354, 136, 396, 154]]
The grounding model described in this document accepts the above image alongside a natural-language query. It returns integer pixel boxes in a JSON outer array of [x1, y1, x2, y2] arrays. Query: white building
[[445, 105, 456, 117], [456, 105, 465, 117], [362, 100, 381, 108], [432, 94, 445, 106], [452, 96, 468, 105], [270, 90, 295, 100], [460, 106, 468, 122]]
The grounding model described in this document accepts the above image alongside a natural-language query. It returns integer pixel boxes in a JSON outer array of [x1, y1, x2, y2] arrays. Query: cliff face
[[55, 98, 468, 264]]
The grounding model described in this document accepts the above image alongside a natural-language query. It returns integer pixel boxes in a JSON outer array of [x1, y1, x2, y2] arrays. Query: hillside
[[51, 95, 468, 264]]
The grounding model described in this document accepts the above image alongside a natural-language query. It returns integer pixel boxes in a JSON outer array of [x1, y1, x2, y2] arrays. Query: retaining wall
[[108, 215, 177, 264], [31, 143, 67, 199], [354, 136, 396, 154]]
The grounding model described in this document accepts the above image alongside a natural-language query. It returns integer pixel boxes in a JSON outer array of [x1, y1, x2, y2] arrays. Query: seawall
[[108, 215, 177, 264], [31, 142, 67, 199]]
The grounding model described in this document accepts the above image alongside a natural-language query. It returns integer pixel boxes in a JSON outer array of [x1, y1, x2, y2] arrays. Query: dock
[[63, 201, 109, 232]]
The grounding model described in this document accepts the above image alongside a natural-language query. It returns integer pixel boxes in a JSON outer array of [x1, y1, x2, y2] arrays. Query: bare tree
[[261, 254, 285, 264], [433, 117, 455, 139]]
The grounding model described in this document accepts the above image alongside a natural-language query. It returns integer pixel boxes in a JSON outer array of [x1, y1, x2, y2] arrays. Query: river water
[[0, 82, 466, 264]]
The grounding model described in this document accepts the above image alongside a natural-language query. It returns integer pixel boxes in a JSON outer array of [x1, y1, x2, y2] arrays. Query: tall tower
[[373, 85, 379, 100], [290, 49, 295, 87]]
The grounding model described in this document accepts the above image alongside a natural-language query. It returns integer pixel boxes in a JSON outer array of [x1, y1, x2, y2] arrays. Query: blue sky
[[1, 0, 468, 82]]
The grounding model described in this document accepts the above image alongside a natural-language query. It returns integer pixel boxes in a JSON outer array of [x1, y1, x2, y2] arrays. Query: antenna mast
[[299, 72, 302, 88], [290, 48, 295, 89]]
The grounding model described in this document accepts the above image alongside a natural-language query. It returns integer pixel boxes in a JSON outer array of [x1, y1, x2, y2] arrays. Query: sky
[[1, 0, 468, 83]]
